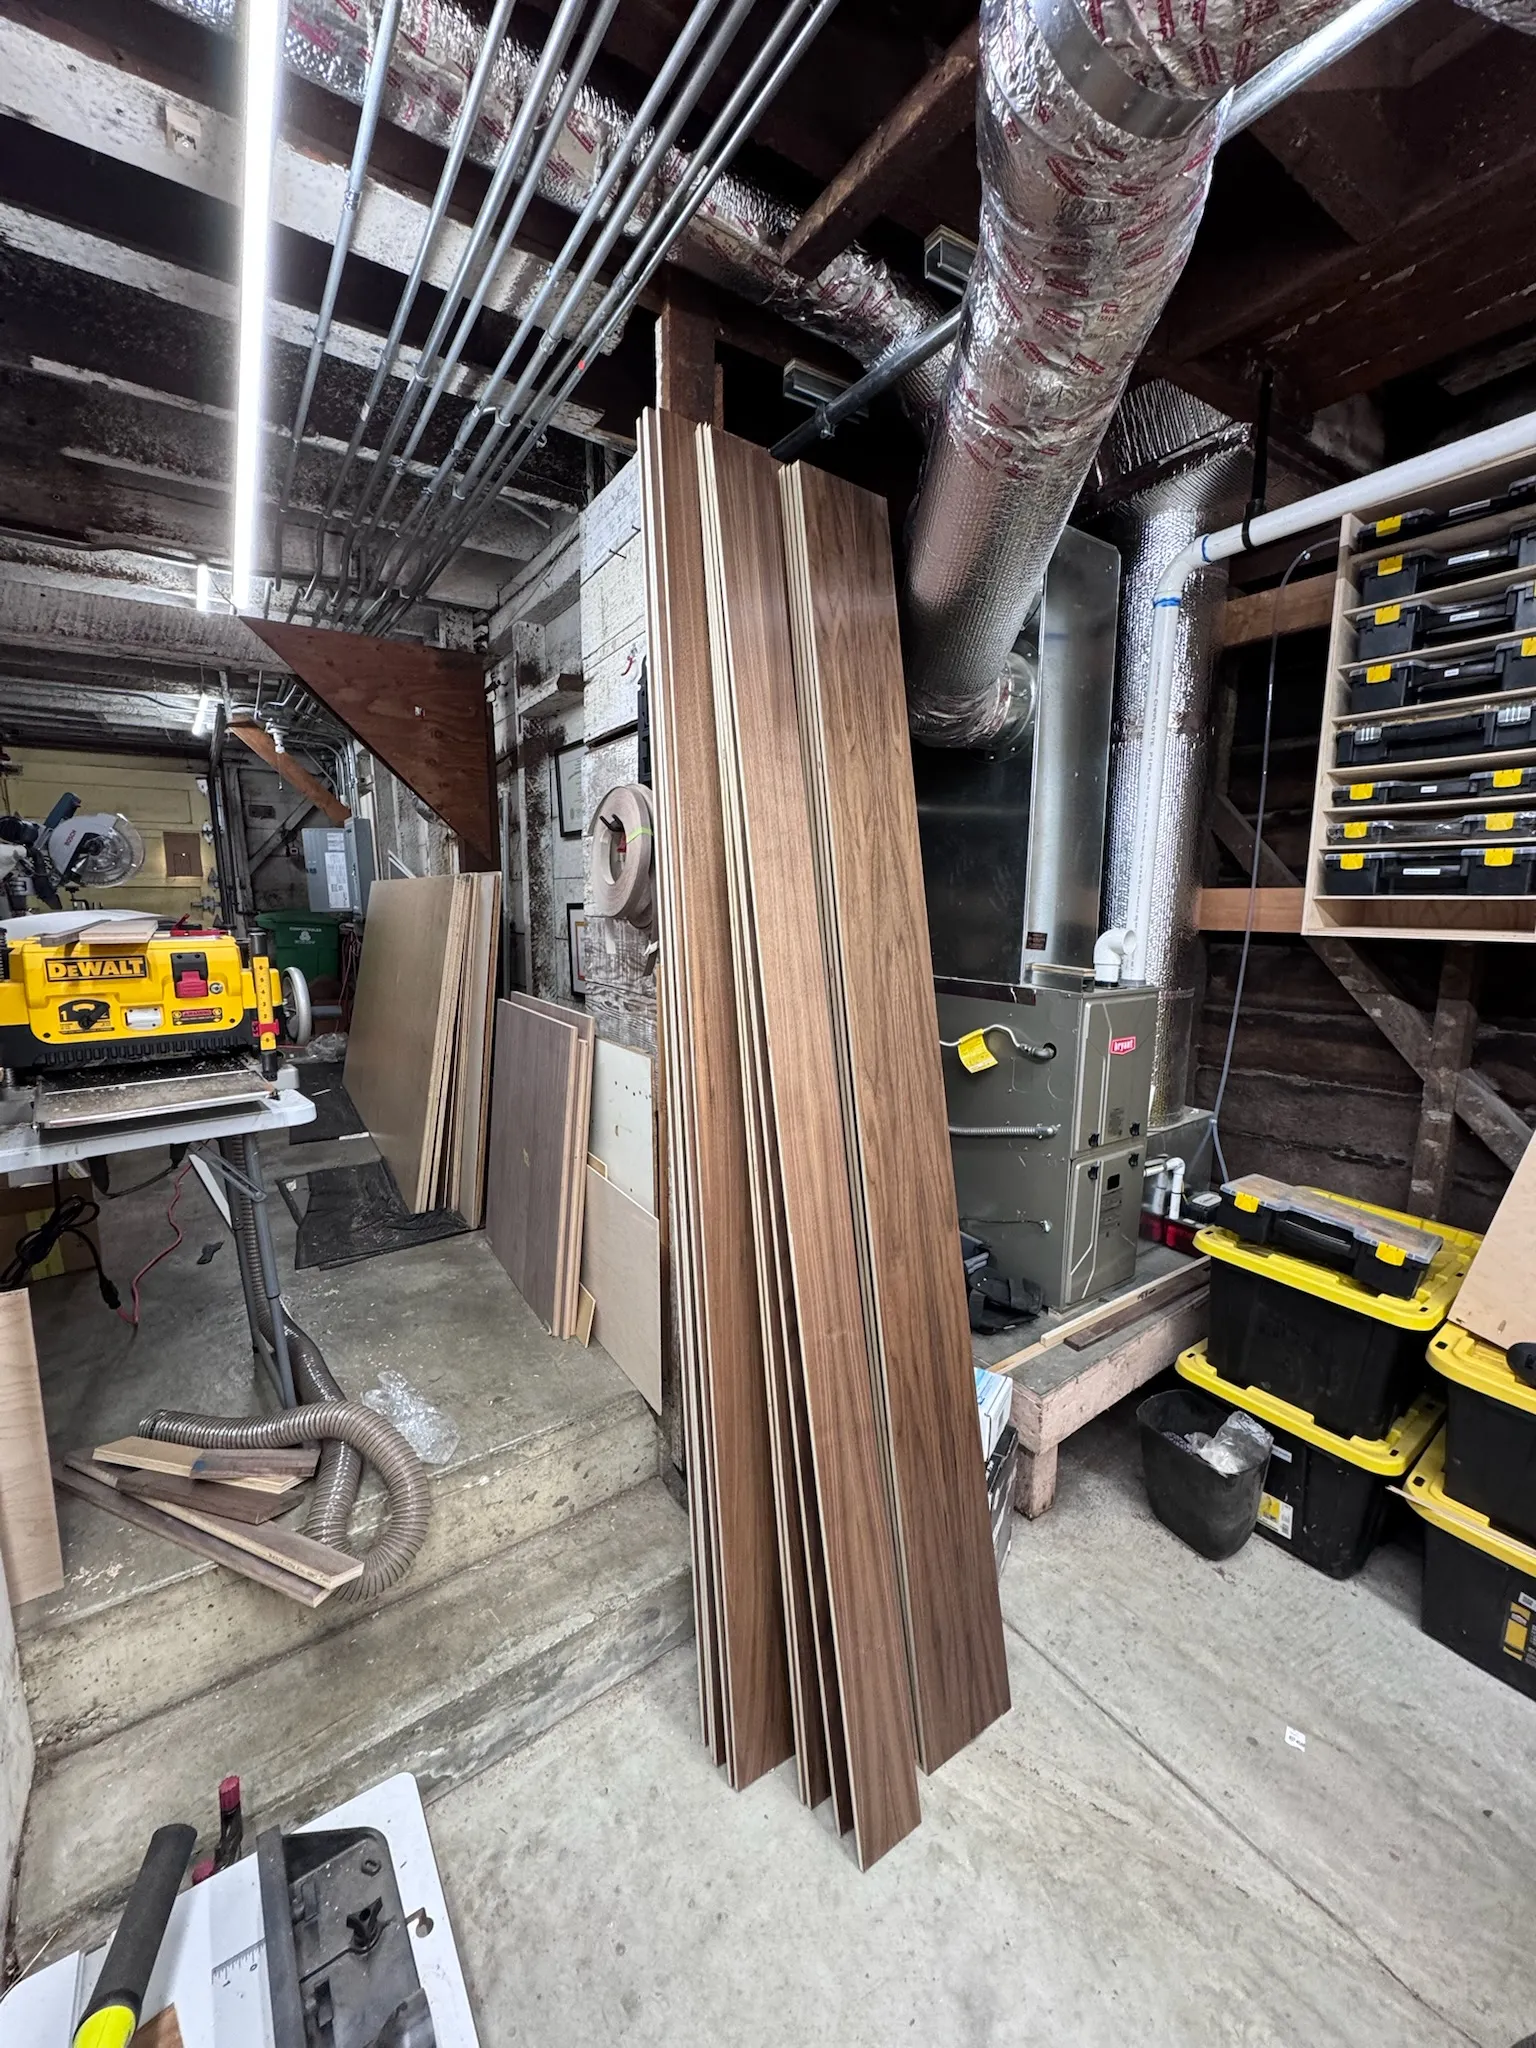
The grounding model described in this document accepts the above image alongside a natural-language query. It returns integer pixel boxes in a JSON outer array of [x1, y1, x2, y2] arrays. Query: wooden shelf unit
[[1302, 464, 1536, 946]]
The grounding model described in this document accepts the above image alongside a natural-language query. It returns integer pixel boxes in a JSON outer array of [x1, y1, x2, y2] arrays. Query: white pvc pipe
[[1121, 405, 1536, 975]]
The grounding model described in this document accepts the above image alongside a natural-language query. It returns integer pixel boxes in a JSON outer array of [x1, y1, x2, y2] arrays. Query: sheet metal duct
[[149, 0, 949, 413], [901, 0, 1357, 749]]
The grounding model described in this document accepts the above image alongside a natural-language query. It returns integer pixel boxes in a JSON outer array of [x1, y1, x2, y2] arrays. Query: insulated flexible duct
[[149, 0, 949, 414], [139, 1140, 430, 1601], [902, 0, 1357, 747]]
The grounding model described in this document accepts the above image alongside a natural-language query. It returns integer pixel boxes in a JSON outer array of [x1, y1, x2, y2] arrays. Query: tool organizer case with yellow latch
[[0, 925, 278, 1073]]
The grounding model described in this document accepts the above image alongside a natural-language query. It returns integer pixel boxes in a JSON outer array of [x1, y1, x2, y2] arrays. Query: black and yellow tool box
[[1353, 584, 1536, 664], [1428, 1324, 1536, 1548], [1346, 639, 1536, 715], [1359, 477, 1536, 548], [1213, 1175, 1442, 1296], [1357, 528, 1536, 608], [1196, 1188, 1477, 1440], [1337, 764, 1536, 808], [1404, 1430, 1536, 1702], [1327, 809, 1536, 846], [1335, 701, 1536, 768], [1323, 844, 1536, 897], [1179, 1343, 1442, 1578]]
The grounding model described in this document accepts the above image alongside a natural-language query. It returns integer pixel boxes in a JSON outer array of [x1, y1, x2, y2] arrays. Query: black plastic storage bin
[[1406, 1432, 1536, 1702], [1336, 765, 1536, 807], [1347, 641, 1536, 715], [1137, 1387, 1268, 1562], [1180, 1344, 1442, 1579], [1430, 1324, 1536, 1548], [1335, 701, 1536, 768], [1195, 1197, 1478, 1441]]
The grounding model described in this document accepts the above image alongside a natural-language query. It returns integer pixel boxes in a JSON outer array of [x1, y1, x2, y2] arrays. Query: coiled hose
[[138, 1138, 430, 1601]]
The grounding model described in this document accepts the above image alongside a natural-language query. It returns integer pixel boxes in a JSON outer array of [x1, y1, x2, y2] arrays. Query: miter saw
[[0, 792, 146, 913]]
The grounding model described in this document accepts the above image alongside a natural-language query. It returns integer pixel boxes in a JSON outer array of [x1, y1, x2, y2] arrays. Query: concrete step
[[14, 1478, 692, 1957], [19, 1389, 659, 1757]]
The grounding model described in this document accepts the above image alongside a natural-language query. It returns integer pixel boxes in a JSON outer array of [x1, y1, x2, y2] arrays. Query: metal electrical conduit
[[272, 0, 404, 579], [372, 0, 845, 625], [336, 0, 755, 625], [1120, 403, 1536, 981], [768, 0, 1421, 466], [292, 0, 523, 617], [326, 0, 600, 620]]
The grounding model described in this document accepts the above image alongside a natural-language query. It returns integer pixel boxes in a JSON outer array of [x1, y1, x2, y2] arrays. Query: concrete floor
[[430, 1398, 1536, 2048]]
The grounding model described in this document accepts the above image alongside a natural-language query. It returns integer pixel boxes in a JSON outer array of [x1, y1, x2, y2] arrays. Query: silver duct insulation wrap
[[149, 0, 948, 411], [902, 0, 1352, 747], [1458, 0, 1536, 26]]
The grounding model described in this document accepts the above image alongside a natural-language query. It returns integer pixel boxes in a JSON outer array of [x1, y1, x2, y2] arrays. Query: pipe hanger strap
[[1030, 0, 1217, 141]]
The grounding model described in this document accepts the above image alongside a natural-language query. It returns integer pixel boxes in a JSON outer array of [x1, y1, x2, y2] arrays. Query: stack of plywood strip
[[343, 872, 500, 1220], [640, 410, 1008, 1868], [483, 995, 594, 1337]]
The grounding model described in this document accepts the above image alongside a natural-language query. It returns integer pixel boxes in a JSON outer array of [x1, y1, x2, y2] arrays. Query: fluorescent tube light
[[193, 693, 216, 738], [232, 0, 285, 613], [195, 561, 213, 612]]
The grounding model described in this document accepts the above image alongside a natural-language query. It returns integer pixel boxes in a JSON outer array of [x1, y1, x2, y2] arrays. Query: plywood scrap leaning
[[578, 1168, 662, 1411], [0, 1289, 63, 1605], [780, 459, 1009, 1774], [483, 994, 593, 1336]]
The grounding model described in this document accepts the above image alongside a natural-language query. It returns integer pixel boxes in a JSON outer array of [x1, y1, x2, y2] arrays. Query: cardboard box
[[1450, 1139, 1536, 1351], [0, 1179, 100, 1283]]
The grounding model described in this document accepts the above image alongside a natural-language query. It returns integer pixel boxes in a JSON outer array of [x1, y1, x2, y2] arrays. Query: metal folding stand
[[200, 1132, 299, 1409]]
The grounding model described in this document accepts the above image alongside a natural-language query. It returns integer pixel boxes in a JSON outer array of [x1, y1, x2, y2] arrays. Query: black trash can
[[1138, 1387, 1270, 1561]]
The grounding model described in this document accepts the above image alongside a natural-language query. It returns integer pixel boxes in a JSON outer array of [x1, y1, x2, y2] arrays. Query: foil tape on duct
[[148, 0, 948, 412], [902, 0, 1354, 748]]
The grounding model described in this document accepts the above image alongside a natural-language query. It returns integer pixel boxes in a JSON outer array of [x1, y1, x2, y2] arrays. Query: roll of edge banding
[[591, 782, 656, 929]]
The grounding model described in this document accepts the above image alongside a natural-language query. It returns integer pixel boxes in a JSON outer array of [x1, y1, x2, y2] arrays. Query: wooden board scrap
[[579, 1167, 661, 1411]]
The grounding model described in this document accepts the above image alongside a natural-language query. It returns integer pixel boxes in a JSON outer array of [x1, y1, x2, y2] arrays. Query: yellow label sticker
[[1257, 1493, 1293, 1540], [955, 1028, 998, 1073], [1373, 604, 1402, 625], [1378, 555, 1404, 577], [1522, 637, 1536, 657], [1374, 1242, 1406, 1266], [1487, 812, 1516, 832], [1377, 514, 1403, 537], [1234, 1191, 1260, 1213], [1365, 663, 1392, 684], [1494, 769, 1523, 788], [1349, 782, 1375, 801], [1345, 822, 1369, 839], [1504, 1604, 1530, 1658], [1486, 846, 1515, 867], [1341, 852, 1366, 870]]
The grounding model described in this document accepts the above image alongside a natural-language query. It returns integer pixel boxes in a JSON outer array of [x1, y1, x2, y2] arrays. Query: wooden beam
[[1196, 886, 1304, 932], [1220, 576, 1337, 649], [1409, 949, 1479, 1217], [1249, 93, 1413, 243], [779, 18, 979, 280], [225, 723, 349, 827], [241, 621, 497, 870], [655, 287, 719, 427]]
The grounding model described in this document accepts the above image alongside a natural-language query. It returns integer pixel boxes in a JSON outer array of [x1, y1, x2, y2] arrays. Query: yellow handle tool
[[72, 1824, 196, 2048]]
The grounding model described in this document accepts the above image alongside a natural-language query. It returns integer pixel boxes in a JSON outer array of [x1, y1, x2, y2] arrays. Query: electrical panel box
[[938, 968, 1158, 1310], [303, 822, 375, 915]]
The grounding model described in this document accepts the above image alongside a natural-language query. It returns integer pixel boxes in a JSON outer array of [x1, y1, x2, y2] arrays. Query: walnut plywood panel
[[500, 993, 594, 1336], [0, 1291, 62, 1605], [343, 877, 460, 1213], [484, 998, 579, 1332], [640, 410, 792, 1793], [781, 461, 1009, 1774], [579, 1167, 662, 1411], [699, 424, 919, 1868], [243, 621, 496, 869]]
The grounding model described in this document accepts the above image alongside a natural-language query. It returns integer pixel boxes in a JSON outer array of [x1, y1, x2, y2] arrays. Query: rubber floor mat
[[292, 1159, 468, 1269], [289, 1060, 367, 1144]]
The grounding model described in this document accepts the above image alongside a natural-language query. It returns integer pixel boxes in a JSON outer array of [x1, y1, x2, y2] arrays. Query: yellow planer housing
[[0, 925, 279, 1075]]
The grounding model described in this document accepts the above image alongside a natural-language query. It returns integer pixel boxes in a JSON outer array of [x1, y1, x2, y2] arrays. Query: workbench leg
[[241, 1132, 298, 1409], [1014, 1441, 1058, 1519]]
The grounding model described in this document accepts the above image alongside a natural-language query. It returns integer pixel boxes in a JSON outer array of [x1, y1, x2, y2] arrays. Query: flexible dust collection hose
[[137, 1139, 431, 1601]]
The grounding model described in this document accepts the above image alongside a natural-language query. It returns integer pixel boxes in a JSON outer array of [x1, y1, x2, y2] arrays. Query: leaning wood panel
[[782, 461, 1009, 1773], [640, 409, 793, 1792], [579, 1168, 662, 1411], [699, 424, 919, 1867], [484, 998, 579, 1331], [0, 1290, 62, 1605], [343, 877, 460, 1213]]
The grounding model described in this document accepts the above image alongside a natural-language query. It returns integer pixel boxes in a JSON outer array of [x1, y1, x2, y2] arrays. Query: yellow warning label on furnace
[[955, 1029, 998, 1074]]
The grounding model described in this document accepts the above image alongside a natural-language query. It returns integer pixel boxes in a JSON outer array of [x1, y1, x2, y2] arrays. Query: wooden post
[[655, 291, 719, 426], [1409, 948, 1480, 1220]]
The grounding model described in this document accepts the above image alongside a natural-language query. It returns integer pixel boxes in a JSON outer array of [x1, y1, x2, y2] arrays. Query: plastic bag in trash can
[[1166, 1408, 1272, 1478]]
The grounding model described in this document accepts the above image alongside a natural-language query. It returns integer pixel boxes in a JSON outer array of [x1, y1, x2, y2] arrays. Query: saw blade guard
[[71, 814, 146, 888]]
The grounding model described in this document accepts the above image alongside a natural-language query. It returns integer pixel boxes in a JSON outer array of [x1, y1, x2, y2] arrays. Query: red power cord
[[117, 1160, 193, 1328]]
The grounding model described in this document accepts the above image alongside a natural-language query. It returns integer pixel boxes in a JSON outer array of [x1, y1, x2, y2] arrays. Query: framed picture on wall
[[567, 902, 589, 998], [554, 743, 585, 838]]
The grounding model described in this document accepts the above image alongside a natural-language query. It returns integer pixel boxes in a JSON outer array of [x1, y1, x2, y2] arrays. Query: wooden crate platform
[[974, 1248, 1210, 1518]]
